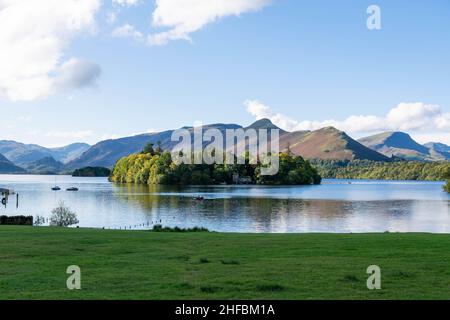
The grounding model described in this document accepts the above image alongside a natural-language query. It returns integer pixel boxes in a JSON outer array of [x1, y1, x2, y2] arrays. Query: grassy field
[[0, 226, 449, 300]]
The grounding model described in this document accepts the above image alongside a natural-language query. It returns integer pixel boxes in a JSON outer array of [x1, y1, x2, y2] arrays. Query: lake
[[1, 174, 449, 233]]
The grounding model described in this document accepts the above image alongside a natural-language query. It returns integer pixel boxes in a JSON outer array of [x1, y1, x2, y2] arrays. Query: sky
[[1, 0, 450, 147]]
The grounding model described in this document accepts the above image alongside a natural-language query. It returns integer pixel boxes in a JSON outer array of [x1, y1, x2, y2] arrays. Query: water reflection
[[0, 175, 449, 233], [111, 183, 449, 233]]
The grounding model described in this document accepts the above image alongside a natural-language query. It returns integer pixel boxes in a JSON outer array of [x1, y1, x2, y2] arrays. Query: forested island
[[311, 159, 450, 182], [72, 167, 111, 177], [109, 146, 321, 186]]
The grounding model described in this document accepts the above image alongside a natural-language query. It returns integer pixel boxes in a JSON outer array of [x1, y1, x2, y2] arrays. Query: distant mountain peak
[[316, 126, 342, 133], [246, 118, 285, 133], [357, 131, 448, 161], [180, 123, 242, 131], [378, 132, 427, 153], [279, 126, 389, 162], [251, 118, 273, 125], [424, 141, 450, 149], [0, 152, 26, 174], [0, 140, 90, 166], [388, 131, 413, 139], [424, 142, 450, 160], [22, 156, 64, 174]]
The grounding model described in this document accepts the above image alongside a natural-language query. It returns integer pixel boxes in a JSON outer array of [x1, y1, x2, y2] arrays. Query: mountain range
[[0, 153, 26, 174], [0, 119, 449, 174], [357, 132, 450, 161], [0, 141, 90, 165]]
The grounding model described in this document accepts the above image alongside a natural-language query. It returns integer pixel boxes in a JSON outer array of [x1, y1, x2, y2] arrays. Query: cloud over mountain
[[245, 100, 450, 144]]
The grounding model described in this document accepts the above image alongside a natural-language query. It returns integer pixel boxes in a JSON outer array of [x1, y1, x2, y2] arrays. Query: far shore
[[0, 172, 448, 183]]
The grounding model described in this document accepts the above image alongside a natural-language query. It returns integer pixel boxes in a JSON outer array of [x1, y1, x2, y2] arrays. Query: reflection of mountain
[[111, 186, 416, 232]]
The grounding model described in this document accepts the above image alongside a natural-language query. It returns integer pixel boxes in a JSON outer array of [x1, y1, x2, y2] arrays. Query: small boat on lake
[[66, 187, 79, 192], [51, 176, 61, 191]]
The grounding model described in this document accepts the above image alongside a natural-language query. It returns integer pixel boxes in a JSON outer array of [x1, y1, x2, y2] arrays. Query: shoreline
[[0, 172, 448, 183], [12, 225, 450, 235]]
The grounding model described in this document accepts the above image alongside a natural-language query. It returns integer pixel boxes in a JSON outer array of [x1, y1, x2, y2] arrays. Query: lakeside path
[[0, 226, 449, 300]]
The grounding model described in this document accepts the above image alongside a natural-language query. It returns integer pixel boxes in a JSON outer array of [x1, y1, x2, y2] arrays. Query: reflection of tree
[[112, 184, 184, 213], [110, 184, 417, 232], [300, 199, 414, 219]]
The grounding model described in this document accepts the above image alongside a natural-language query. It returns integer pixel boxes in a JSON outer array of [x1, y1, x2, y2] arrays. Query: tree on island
[[72, 167, 111, 177], [155, 140, 163, 154], [109, 151, 321, 186], [142, 142, 155, 155], [142, 141, 164, 156]]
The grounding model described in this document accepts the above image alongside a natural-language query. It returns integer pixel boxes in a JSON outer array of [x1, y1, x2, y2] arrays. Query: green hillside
[[0, 153, 26, 174], [281, 127, 390, 161], [312, 159, 450, 181]]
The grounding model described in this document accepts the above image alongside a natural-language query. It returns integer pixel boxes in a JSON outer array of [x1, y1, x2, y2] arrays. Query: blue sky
[[1, 0, 450, 147]]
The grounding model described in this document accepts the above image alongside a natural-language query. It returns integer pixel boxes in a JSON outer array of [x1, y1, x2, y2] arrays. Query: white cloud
[[413, 133, 450, 145], [98, 133, 123, 141], [245, 100, 300, 131], [244, 100, 450, 143], [43, 131, 132, 146], [17, 115, 32, 122], [130, 128, 158, 136], [111, 24, 144, 42], [109, 0, 271, 45], [385, 103, 450, 132], [0, 0, 101, 101], [45, 130, 94, 139], [148, 0, 272, 45], [54, 58, 101, 91], [113, 0, 139, 6], [107, 11, 118, 24]]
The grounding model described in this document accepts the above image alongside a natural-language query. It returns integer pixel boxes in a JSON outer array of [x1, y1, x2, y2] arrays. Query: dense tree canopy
[[109, 150, 321, 186], [311, 159, 450, 181], [72, 167, 111, 177]]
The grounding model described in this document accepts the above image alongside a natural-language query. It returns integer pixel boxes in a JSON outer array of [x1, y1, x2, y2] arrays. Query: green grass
[[0, 226, 449, 300]]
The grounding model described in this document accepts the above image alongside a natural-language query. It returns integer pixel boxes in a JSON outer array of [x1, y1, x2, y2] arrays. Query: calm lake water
[[1, 174, 449, 233]]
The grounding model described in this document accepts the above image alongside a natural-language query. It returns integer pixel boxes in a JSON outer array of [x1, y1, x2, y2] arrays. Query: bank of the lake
[[0, 226, 449, 300]]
